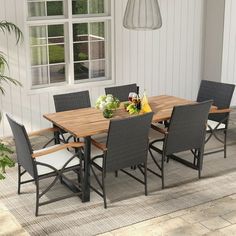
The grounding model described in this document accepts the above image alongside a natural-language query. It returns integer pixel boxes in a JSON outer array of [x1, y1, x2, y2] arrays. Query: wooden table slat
[[43, 95, 217, 138]]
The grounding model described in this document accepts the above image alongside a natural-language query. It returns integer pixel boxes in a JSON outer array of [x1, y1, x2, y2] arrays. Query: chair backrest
[[105, 112, 153, 172], [53, 91, 91, 112], [197, 80, 235, 123], [6, 114, 35, 177], [105, 84, 139, 102], [165, 101, 212, 155]]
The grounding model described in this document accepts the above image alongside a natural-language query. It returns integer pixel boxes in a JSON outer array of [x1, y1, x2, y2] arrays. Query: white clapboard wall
[[221, 0, 236, 105], [0, 0, 205, 137]]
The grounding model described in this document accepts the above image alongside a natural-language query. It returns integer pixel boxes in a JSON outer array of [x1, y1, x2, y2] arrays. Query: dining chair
[[149, 100, 212, 189], [89, 112, 153, 208], [7, 114, 84, 216], [54, 90, 91, 112], [53, 90, 91, 143], [105, 83, 139, 102], [197, 80, 235, 158]]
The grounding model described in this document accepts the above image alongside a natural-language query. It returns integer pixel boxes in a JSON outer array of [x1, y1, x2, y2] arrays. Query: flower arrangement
[[95, 94, 120, 118]]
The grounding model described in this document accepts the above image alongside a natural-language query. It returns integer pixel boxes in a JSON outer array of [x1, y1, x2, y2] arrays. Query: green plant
[[0, 21, 23, 179], [0, 143, 15, 180], [0, 20, 23, 94]]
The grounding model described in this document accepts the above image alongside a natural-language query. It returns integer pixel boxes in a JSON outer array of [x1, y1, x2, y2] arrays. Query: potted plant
[[0, 20, 23, 179], [0, 143, 15, 179]]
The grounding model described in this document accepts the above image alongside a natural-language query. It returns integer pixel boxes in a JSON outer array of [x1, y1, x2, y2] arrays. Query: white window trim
[[25, 0, 115, 94]]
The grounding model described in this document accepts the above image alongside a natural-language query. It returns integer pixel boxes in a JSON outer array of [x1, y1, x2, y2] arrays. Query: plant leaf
[[0, 21, 23, 44], [0, 173, 5, 180]]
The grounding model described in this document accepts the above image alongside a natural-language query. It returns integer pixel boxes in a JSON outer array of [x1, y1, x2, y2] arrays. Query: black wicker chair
[[53, 91, 91, 143], [149, 101, 212, 189], [90, 112, 153, 208], [7, 115, 84, 216], [105, 84, 139, 102], [197, 80, 235, 158], [54, 90, 91, 112]]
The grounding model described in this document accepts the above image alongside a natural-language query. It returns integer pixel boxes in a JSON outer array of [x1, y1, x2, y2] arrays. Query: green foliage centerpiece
[[96, 94, 120, 118]]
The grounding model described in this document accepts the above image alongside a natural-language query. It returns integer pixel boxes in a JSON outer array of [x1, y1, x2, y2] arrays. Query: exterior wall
[[221, 0, 236, 105], [203, 0, 225, 83], [0, 0, 206, 137]]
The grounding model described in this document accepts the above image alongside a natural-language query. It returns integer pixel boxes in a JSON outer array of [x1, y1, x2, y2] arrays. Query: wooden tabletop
[[43, 95, 216, 138]]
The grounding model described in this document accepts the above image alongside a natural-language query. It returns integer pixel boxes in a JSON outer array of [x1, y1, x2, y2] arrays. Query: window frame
[[25, 0, 115, 91]]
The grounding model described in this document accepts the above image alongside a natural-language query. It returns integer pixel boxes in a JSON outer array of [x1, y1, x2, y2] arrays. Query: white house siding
[[0, 0, 206, 137], [221, 0, 236, 105]]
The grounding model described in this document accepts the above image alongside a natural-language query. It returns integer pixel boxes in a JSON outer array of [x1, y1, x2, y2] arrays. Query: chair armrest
[[151, 124, 168, 135], [211, 108, 232, 114], [28, 127, 60, 137], [32, 142, 84, 158], [91, 138, 107, 151]]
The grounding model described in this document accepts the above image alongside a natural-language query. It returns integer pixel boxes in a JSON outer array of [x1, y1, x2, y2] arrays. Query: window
[[27, 0, 112, 88]]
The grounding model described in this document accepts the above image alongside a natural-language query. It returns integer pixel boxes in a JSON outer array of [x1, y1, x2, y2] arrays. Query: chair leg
[[35, 180, 40, 217], [102, 173, 107, 209], [198, 149, 203, 179], [59, 176, 63, 184], [224, 130, 227, 159], [115, 171, 118, 177], [161, 154, 165, 189], [17, 165, 21, 194], [144, 163, 148, 196]]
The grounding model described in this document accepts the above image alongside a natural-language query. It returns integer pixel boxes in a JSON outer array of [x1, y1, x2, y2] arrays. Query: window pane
[[74, 62, 89, 80], [28, 2, 46, 17], [90, 41, 105, 60], [74, 43, 89, 61], [48, 25, 64, 43], [31, 46, 48, 65], [73, 23, 88, 42], [50, 64, 65, 83], [91, 60, 105, 78], [49, 44, 65, 64], [89, 0, 104, 14], [47, 1, 63, 16], [31, 66, 48, 85], [29, 26, 47, 45], [90, 22, 104, 40], [72, 0, 88, 15]]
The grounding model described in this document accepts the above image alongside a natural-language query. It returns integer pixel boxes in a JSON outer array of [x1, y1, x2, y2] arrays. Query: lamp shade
[[123, 0, 162, 30]]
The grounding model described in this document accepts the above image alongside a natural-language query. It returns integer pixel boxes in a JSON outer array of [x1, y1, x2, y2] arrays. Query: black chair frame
[[53, 91, 91, 144], [90, 152, 148, 209], [149, 101, 212, 189], [197, 80, 235, 158], [89, 113, 153, 208], [105, 83, 139, 102], [18, 152, 83, 216], [204, 114, 230, 158], [7, 115, 84, 216]]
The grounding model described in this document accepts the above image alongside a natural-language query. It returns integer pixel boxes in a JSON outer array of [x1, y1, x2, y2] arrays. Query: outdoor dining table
[[43, 95, 217, 202]]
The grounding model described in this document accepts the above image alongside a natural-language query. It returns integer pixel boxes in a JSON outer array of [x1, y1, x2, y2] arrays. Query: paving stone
[[200, 216, 231, 230], [133, 215, 171, 229], [221, 210, 236, 224], [219, 224, 236, 235], [166, 222, 210, 236], [0, 210, 29, 236]]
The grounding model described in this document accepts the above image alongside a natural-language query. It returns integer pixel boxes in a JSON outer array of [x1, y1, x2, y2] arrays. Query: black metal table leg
[[54, 129, 60, 145], [82, 136, 91, 202]]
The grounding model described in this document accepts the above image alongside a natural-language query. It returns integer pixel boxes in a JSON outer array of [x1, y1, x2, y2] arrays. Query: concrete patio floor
[[1, 191, 236, 235], [1, 111, 236, 235]]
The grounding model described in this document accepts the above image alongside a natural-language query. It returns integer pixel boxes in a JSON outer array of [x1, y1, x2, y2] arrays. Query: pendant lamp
[[123, 0, 162, 30]]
